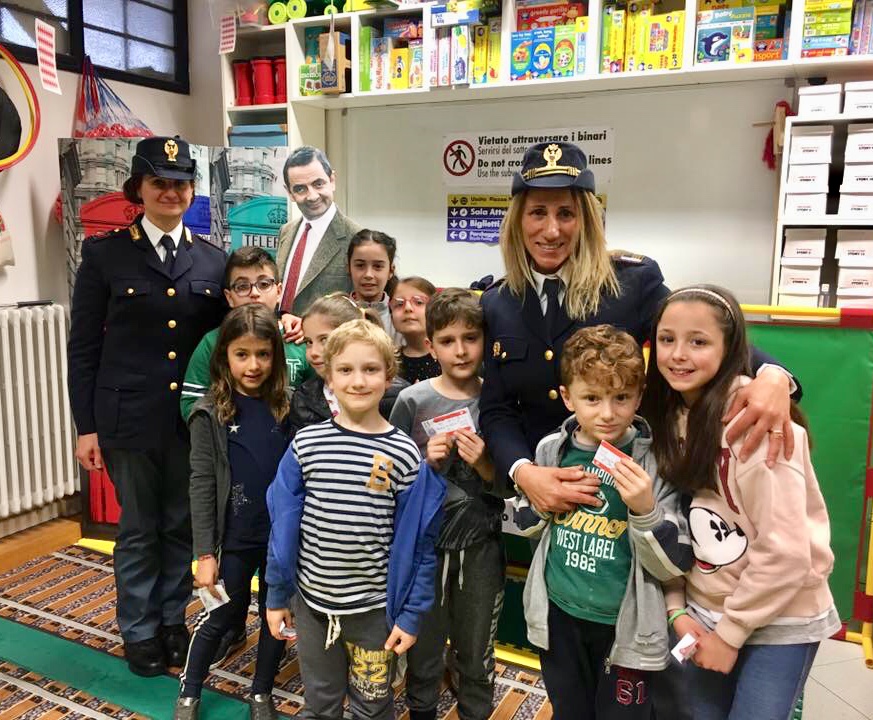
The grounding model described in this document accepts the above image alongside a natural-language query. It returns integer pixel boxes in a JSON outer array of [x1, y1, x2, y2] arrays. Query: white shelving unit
[[219, 0, 873, 146], [771, 112, 873, 306]]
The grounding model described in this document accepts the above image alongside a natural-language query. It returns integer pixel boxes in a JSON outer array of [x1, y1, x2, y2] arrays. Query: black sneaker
[[210, 625, 247, 669]]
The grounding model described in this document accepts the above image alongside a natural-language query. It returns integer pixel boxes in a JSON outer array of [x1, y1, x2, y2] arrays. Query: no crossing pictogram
[[444, 140, 475, 176]]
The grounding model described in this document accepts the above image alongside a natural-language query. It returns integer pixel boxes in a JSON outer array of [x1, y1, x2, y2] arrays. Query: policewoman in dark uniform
[[68, 136, 226, 677], [480, 140, 798, 516]]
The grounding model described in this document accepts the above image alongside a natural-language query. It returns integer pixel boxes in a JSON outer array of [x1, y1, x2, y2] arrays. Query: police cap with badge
[[130, 135, 196, 180], [511, 141, 596, 196]]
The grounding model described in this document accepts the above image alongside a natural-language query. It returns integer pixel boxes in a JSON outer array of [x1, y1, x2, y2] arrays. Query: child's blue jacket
[[265, 449, 446, 636]]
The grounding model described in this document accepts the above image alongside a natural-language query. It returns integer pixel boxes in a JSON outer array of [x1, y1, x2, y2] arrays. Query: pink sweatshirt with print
[[665, 378, 837, 649]]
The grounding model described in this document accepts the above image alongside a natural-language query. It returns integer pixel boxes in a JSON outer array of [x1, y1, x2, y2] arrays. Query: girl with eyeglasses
[[391, 277, 441, 384]]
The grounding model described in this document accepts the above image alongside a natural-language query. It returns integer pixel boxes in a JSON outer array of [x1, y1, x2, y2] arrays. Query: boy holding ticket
[[390, 288, 505, 720], [521, 325, 691, 720]]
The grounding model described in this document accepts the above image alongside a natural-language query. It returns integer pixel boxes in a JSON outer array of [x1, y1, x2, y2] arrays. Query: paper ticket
[[671, 633, 698, 664], [591, 440, 632, 476], [279, 621, 296, 640], [421, 407, 476, 437], [197, 582, 231, 612]]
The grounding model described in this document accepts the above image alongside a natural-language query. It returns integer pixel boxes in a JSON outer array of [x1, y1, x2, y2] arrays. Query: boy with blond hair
[[522, 324, 691, 720], [265, 320, 444, 720]]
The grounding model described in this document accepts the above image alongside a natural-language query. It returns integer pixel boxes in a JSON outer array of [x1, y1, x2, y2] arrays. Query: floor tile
[[803, 678, 870, 720], [813, 639, 866, 667], [809, 658, 873, 717]]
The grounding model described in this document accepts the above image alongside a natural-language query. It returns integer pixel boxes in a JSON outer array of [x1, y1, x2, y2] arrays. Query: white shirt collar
[[140, 215, 184, 250], [299, 202, 337, 239], [530, 265, 569, 297]]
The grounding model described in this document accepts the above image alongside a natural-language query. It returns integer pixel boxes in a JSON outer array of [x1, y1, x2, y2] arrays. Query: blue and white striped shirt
[[294, 419, 421, 615]]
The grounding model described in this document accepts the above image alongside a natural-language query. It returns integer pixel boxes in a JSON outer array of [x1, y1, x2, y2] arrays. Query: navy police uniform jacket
[[68, 217, 227, 450], [479, 253, 798, 485]]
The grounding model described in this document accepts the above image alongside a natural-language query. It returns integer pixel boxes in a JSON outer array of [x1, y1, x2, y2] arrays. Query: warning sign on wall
[[441, 127, 615, 189]]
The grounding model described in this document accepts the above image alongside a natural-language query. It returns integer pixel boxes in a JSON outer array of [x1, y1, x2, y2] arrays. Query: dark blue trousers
[[180, 547, 285, 698], [104, 431, 192, 644]]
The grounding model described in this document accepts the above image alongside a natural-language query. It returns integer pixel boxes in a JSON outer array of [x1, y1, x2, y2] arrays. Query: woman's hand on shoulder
[[723, 368, 794, 467], [515, 463, 602, 513]]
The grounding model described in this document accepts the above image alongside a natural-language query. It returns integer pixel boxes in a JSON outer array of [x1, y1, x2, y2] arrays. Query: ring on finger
[[767, 429, 785, 438]]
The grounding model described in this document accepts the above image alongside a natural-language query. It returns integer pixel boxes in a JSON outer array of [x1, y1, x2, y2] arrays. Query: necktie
[[543, 278, 560, 335], [280, 222, 312, 313], [159, 234, 175, 274]]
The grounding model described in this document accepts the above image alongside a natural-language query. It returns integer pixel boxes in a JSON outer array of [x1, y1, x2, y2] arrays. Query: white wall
[[0, 0, 223, 306], [341, 79, 792, 303]]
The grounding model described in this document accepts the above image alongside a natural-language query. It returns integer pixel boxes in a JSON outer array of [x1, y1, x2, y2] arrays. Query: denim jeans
[[685, 641, 819, 720]]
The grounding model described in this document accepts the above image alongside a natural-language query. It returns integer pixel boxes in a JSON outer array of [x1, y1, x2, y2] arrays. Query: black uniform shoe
[[210, 625, 247, 669], [161, 624, 191, 668], [124, 637, 167, 677]]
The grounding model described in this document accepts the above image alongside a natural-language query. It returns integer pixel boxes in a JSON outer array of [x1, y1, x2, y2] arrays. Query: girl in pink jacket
[[641, 285, 840, 720]]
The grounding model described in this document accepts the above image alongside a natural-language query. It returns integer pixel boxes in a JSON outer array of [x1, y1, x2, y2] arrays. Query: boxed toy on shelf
[[598, 2, 685, 73], [510, 0, 589, 80], [693, 0, 789, 63], [696, 7, 754, 62]]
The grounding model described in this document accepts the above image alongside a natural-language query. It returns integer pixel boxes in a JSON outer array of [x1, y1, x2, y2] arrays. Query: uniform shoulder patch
[[610, 249, 648, 265], [484, 276, 506, 292]]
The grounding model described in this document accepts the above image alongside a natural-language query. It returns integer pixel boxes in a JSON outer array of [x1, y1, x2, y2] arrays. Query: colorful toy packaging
[[530, 26, 555, 77], [552, 24, 576, 76], [510, 30, 533, 79], [576, 16, 589, 73], [409, 39, 424, 87], [452, 24, 471, 83], [517, 1, 586, 30], [472, 24, 490, 83]]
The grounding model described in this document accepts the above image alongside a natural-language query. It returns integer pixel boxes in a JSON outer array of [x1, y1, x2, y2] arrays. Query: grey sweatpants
[[405, 537, 505, 720], [293, 594, 397, 720]]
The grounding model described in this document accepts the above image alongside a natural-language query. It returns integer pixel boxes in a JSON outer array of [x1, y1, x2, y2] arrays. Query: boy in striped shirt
[[265, 319, 444, 720]]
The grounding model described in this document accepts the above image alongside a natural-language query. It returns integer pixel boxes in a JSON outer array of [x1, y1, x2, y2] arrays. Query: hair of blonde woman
[[499, 189, 618, 319], [323, 318, 398, 380]]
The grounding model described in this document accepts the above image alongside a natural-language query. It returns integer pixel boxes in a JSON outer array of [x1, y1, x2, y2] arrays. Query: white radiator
[[0, 305, 78, 519]]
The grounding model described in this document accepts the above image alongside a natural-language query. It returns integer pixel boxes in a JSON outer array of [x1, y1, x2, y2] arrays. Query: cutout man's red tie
[[280, 222, 311, 313]]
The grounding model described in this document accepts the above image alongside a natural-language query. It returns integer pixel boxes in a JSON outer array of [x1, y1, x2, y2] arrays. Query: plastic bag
[[52, 56, 152, 223], [75, 55, 152, 138]]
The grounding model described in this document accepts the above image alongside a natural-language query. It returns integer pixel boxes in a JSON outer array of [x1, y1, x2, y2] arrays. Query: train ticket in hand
[[279, 621, 296, 640], [197, 582, 230, 612], [421, 407, 476, 437], [592, 440, 632, 476], [671, 633, 698, 664]]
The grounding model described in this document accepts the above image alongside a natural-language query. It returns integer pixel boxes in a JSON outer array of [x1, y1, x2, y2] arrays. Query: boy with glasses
[[181, 246, 313, 422]]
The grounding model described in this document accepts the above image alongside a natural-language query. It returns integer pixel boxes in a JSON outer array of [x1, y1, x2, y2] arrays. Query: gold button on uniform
[[167, 288, 176, 297], [170, 382, 178, 391], [548, 389, 558, 400], [168, 351, 177, 360], [126, 288, 134, 295], [205, 288, 212, 295], [501, 352, 507, 359], [544, 349, 554, 361], [168, 320, 176, 329]]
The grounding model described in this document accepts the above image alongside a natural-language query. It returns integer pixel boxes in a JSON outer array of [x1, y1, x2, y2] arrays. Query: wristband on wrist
[[668, 608, 688, 626]]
